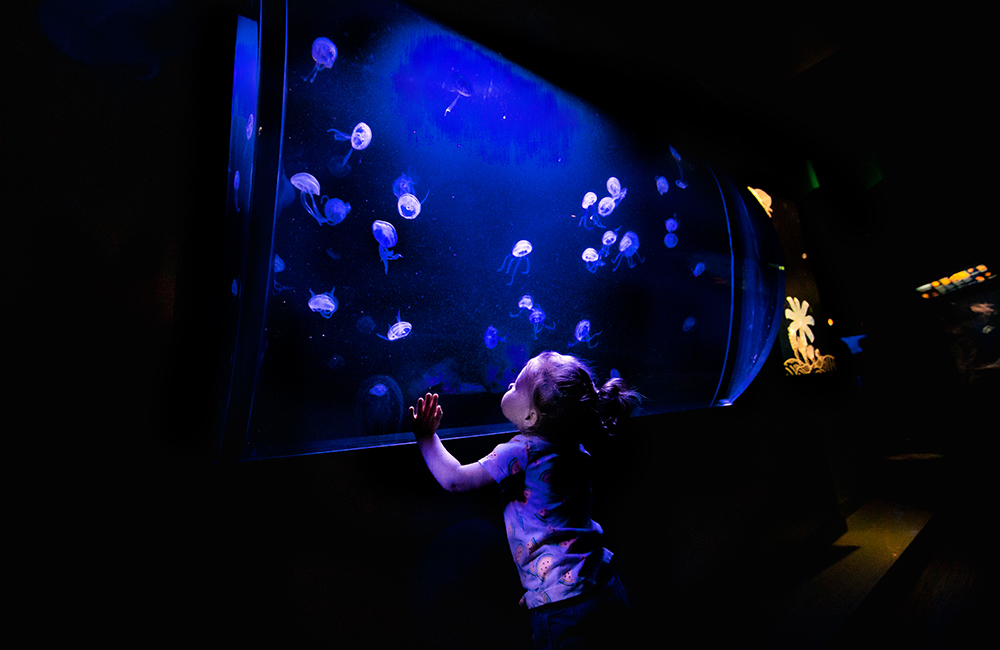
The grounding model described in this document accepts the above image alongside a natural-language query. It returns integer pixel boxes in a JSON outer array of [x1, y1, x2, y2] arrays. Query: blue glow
[[656, 176, 669, 195], [664, 233, 678, 248], [483, 325, 506, 349], [372, 220, 401, 274], [322, 198, 351, 226], [305, 37, 337, 82], [613, 231, 643, 270], [683, 316, 696, 332], [308, 287, 338, 318], [498, 240, 532, 286], [582, 247, 604, 273], [569, 319, 601, 348], [378, 310, 413, 341]]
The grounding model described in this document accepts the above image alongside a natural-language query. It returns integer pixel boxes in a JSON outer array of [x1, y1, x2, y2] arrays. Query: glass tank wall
[[219, 1, 784, 460]]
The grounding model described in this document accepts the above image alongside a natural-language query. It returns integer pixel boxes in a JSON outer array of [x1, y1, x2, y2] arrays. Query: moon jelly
[[656, 176, 669, 195], [392, 173, 415, 198], [528, 307, 555, 340], [319, 198, 349, 226], [484, 325, 506, 349], [305, 37, 337, 83], [290, 172, 322, 221], [498, 240, 532, 286], [693, 262, 706, 277], [597, 196, 616, 219], [397, 192, 424, 219], [444, 74, 472, 115], [308, 286, 338, 318], [357, 375, 404, 437], [569, 319, 601, 348], [582, 247, 604, 273], [607, 177, 627, 202], [664, 233, 679, 249], [328, 122, 372, 172], [511, 294, 534, 317], [665, 217, 679, 232], [600, 229, 620, 258], [378, 310, 412, 341], [370, 383, 389, 397], [372, 220, 401, 274], [613, 231, 644, 271], [683, 316, 696, 332]]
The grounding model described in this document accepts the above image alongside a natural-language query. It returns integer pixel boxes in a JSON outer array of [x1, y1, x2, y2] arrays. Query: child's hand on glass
[[409, 392, 443, 439]]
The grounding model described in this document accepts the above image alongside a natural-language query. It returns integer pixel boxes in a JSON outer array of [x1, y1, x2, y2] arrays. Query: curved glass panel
[[220, 1, 783, 459]]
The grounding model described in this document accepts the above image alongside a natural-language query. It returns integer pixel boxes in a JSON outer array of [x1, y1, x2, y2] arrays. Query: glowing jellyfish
[[322, 198, 351, 226], [372, 220, 401, 274], [392, 173, 415, 198], [511, 294, 534, 317], [670, 145, 688, 188], [397, 191, 430, 219], [528, 307, 555, 340], [233, 170, 240, 212], [308, 286, 338, 318], [613, 231, 644, 271], [484, 325, 506, 349], [569, 319, 601, 348], [304, 37, 337, 82], [597, 196, 616, 220], [273, 254, 292, 294], [245, 113, 254, 140], [693, 261, 705, 277], [599, 228, 620, 258], [357, 375, 404, 437], [665, 217, 678, 232], [664, 233, 678, 249], [607, 177, 627, 202], [574, 191, 599, 229], [582, 248, 604, 273], [290, 172, 322, 221], [655, 176, 669, 195], [444, 74, 471, 115], [498, 240, 532, 286], [682, 316, 696, 332], [378, 310, 412, 341], [328, 122, 372, 171]]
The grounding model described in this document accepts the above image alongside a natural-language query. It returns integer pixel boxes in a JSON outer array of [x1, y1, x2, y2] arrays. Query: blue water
[[233, 2, 781, 457]]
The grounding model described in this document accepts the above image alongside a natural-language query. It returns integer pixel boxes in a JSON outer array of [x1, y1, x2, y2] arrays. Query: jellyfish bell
[[328, 122, 372, 171], [444, 74, 472, 115], [372, 220, 398, 248], [484, 325, 506, 349], [308, 287, 338, 318], [323, 198, 351, 226], [613, 231, 644, 270], [655, 176, 669, 195], [370, 383, 389, 397], [290, 172, 322, 219], [582, 192, 597, 209], [397, 193, 422, 219], [607, 177, 627, 201], [665, 217, 678, 232], [597, 196, 616, 218], [683, 316, 696, 332], [512, 240, 532, 257], [602, 230, 619, 246], [664, 232, 679, 248], [693, 261, 705, 277], [305, 37, 337, 82], [582, 247, 604, 273], [378, 310, 412, 341], [569, 319, 601, 348]]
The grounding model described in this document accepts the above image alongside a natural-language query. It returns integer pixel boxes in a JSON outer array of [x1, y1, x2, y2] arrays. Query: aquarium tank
[[218, 0, 784, 460]]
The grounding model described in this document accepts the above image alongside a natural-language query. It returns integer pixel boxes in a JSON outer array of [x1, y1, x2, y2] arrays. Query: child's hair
[[523, 352, 640, 442]]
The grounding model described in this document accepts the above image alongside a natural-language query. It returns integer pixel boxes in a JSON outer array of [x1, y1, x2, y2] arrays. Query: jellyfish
[[599, 228, 620, 258], [322, 198, 351, 226], [692, 261, 705, 277], [682, 316, 696, 332], [444, 74, 471, 115], [665, 217, 678, 232], [568, 319, 601, 348], [245, 113, 254, 141], [273, 254, 292, 294], [582, 248, 604, 273], [378, 310, 412, 341], [528, 307, 555, 340], [575, 192, 598, 229], [498, 240, 532, 286], [392, 173, 415, 198], [664, 233, 679, 248], [670, 145, 688, 188], [304, 37, 337, 82], [510, 294, 534, 318], [397, 190, 430, 219], [308, 286, 338, 318], [327, 122, 372, 171], [655, 176, 669, 195], [596, 196, 616, 224], [372, 220, 401, 274], [607, 177, 627, 202], [356, 375, 404, 437], [613, 231, 644, 271], [233, 170, 240, 212], [290, 172, 322, 221], [484, 325, 507, 349]]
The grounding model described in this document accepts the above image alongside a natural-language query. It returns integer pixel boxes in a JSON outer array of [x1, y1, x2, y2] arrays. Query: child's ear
[[523, 408, 538, 429]]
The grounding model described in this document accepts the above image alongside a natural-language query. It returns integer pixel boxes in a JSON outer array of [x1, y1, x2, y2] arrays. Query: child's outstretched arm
[[410, 393, 493, 493]]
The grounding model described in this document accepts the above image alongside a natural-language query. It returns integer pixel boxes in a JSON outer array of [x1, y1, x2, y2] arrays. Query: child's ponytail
[[595, 376, 641, 435]]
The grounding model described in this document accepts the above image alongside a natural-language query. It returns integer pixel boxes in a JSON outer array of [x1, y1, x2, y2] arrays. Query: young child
[[410, 351, 640, 649]]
